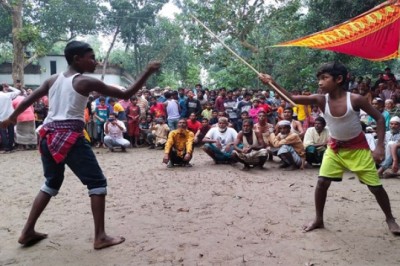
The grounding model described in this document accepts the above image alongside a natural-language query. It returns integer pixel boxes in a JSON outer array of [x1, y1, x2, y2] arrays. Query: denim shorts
[[40, 136, 107, 196]]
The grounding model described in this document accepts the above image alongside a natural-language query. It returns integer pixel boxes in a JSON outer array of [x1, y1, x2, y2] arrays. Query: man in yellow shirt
[[163, 119, 194, 168]]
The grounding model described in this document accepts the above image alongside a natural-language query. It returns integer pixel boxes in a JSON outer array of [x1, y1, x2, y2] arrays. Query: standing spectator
[[0, 84, 20, 152], [126, 96, 141, 147], [214, 87, 226, 112], [201, 102, 213, 120], [164, 91, 180, 130], [224, 91, 238, 128], [13, 92, 37, 149], [149, 96, 166, 119], [94, 97, 109, 148], [136, 90, 149, 116], [185, 91, 202, 119], [33, 97, 48, 128]]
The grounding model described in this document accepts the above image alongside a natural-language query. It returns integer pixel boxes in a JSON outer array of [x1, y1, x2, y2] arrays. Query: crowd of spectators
[[1, 67, 399, 174]]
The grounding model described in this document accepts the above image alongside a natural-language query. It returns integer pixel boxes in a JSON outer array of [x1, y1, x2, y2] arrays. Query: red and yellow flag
[[273, 0, 400, 61]]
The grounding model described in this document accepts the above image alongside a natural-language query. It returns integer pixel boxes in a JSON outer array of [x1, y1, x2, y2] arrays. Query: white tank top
[[166, 99, 180, 120], [324, 92, 361, 141], [44, 73, 88, 124]]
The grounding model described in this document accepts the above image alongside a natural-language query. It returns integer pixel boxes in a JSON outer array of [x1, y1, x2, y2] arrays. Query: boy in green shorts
[[259, 62, 400, 235]]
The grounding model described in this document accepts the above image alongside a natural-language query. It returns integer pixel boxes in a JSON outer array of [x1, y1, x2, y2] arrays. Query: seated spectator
[[147, 116, 170, 149], [377, 116, 400, 177], [382, 141, 400, 178], [269, 120, 305, 170], [139, 114, 154, 146], [232, 119, 268, 170], [187, 112, 202, 134], [194, 118, 211, 145], [163, 119, 194, 167], [385, 99, 400, 118], [277, 107, 304, 139], [367, 97, 390, 131], [202, 117, 238, 164], [303, 117, 329, 166], [104, 113, 130, 152], [253, 110, 275, 160]]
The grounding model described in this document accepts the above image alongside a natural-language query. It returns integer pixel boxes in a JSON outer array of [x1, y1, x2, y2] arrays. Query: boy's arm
[[258, 74, 322, 107], [353, 94, 385, 162], [76, 61, 160, 99], [1, 77, 54, 127], [233, 132, 244, 152]]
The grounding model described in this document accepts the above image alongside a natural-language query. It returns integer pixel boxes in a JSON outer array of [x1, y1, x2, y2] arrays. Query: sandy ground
[[1, 147, 400, 266]]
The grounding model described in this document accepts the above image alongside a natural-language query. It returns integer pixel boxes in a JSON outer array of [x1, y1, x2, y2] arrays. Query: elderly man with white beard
[[232, 119, 268, 171], [202, 117, 238, 164], [377, 116, 400, 178], [269, 120, 305, 170]]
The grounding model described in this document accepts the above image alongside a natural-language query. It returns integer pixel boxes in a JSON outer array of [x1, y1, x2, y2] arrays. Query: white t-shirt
[[205, 127, 238, 150]]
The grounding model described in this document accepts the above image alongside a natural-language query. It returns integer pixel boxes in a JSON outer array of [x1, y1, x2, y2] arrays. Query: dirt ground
[[1, 147, 400, 266]]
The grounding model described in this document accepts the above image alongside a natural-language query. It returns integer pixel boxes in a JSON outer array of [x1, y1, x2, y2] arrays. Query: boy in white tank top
[[0, 41, 160, 249], [259, 62, 400, 236]]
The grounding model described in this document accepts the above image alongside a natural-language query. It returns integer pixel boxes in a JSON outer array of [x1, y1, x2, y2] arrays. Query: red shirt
[[259, 103, 271, 113], [150, 102, 166, 118], [186, 119, 202, 134], [215, 96, 225, 112]]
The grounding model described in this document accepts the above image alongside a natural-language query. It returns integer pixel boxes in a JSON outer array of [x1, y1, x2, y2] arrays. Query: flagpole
[[190, 14, 297, 107]]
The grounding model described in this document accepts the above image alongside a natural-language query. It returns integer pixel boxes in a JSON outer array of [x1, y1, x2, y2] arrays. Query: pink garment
[[12, 95, 35, 122], [248, 107, 263, 124]]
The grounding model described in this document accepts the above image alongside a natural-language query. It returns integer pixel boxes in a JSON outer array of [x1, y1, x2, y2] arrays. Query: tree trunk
[[101, 25, 120, 81], [11, 0, 24, 86]]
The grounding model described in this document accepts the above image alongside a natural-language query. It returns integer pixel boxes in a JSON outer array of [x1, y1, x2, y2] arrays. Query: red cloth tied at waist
[[39, 120, 85, 164], [328, 132, 370, 153]]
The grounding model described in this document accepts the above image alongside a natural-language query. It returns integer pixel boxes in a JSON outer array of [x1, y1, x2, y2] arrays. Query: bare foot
[[303, 220, 324, 232], [18, 231, 48, 246], [94, 235, 125, 250], [387, 219, 400, 235]]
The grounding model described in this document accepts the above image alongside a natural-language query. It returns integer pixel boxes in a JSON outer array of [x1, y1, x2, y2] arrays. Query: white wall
[[0, 55, 127, 88]]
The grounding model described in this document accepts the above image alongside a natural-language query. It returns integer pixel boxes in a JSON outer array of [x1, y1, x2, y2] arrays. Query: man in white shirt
[[0, 84, 20, 153], [303, 117, 329, 165], [104, 113, 130, 152], [202, 117, 238, 164]]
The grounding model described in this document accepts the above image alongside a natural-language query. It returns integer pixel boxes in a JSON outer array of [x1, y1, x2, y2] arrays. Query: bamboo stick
[[190, 14, 297, 106]]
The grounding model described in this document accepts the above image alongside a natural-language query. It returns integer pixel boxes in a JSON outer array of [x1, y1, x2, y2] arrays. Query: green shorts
[[319, 147, 381, 187]]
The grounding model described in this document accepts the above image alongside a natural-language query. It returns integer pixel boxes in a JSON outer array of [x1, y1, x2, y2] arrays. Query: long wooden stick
[[190, 14, 296, 106]]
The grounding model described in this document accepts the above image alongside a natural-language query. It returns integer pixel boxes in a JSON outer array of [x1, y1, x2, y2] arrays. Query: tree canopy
[[0, 0, 398, 89]]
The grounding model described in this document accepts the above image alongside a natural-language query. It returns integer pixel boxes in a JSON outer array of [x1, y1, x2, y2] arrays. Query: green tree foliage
[[178, 0, 399, 91]]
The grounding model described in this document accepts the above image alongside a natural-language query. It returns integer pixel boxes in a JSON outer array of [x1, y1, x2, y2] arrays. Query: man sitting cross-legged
[[303, 116, 329, 166], [202, 117, 238, 164], [103, 112, 130, 152], [269, 120, 305, 170], [232, 119, 268, 170], [163, 119, 194, 168]]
